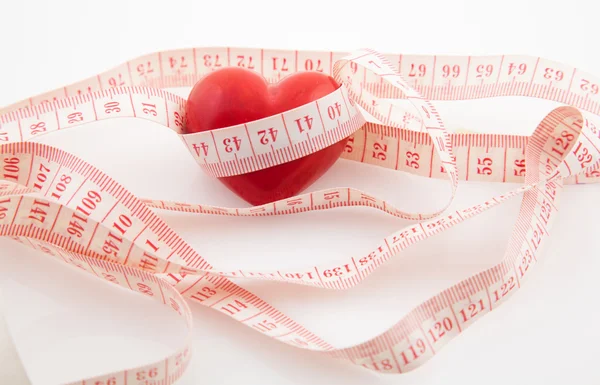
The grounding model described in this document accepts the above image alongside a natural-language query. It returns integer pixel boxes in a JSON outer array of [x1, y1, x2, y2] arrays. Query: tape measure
[[1, 46, 600, 384]]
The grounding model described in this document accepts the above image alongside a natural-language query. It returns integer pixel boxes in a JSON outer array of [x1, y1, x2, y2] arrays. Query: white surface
[[0, 0, 599, 384], [0, 288, 31, 385]]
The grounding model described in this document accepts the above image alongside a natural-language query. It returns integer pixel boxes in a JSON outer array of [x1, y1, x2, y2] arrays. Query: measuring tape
[[2, 46, 600, 384]]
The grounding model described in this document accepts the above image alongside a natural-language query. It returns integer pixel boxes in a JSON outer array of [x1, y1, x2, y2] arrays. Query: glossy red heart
[[183, 67, 349, 205]]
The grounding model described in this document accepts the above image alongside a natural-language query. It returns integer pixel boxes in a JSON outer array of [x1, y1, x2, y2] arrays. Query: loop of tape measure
[[1, 46, 600, 384]]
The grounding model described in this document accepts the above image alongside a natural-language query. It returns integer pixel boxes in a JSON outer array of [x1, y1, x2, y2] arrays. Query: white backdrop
[[0, 0, 599, 384]]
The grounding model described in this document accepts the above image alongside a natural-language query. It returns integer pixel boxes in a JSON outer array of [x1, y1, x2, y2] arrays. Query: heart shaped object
[[183, 67, 349, 206]]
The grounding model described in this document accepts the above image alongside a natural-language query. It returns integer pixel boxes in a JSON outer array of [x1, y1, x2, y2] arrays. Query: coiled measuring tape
[[1, 46, 600, 384]]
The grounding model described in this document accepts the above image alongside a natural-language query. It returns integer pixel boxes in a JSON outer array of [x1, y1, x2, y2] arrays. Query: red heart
[[183, 68, 349, 205]]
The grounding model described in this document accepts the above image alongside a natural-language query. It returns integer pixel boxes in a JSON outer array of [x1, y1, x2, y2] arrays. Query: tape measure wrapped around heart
[[1, 46, 600, 384]]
